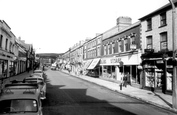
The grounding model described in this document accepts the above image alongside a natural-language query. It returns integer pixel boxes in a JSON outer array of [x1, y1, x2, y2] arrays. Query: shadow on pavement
[[154, 93, 172, 108]]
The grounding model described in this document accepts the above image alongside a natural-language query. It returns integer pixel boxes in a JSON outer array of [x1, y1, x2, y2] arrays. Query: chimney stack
[[116, 16, 132, 31]]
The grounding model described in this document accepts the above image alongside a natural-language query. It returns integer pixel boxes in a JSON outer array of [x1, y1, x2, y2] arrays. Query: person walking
[[123, 74, 127, 87]]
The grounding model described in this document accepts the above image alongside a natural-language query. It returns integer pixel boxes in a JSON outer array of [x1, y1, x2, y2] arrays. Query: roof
[[103, 21, 140, 41], [25, 76, 44, 81], [139, 1, 177, 21], [0, 85, 40, 101], [30, 73, 42, 77], [34, 69, 43, 73]]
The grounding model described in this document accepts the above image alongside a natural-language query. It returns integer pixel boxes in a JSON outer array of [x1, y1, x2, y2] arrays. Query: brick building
[[139, 1, 177, 93]]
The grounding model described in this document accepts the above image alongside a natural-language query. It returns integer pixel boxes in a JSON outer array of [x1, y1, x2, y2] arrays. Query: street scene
[[1, 0, 177, 115], [0, 67, 176, 115]]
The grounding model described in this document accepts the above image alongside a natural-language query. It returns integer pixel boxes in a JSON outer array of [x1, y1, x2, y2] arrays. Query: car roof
[[34, 70, 43, 72], [25, 76, 44, 81], [29, 74, 43, 78], [0, 90, 39, 100], [0, 84, 40, 101]]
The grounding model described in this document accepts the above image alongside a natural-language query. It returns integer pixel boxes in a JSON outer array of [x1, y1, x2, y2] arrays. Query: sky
[[0, 0, 169, 53]]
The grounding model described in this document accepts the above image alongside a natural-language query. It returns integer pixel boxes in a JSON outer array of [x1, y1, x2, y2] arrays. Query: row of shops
[[0, 57, 27, 79], [76, 50, 173, 94], [83, 51, 142, 84]]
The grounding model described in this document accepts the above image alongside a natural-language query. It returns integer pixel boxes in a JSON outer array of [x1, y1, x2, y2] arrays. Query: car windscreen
[[0, 99, 38, 113]]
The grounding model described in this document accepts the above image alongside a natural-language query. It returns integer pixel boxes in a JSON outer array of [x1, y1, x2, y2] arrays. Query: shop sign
[[110, 58, 121, 63], [100, 57, 121, 65]]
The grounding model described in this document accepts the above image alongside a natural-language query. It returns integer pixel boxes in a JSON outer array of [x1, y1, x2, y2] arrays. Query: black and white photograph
[[0, 0, 177, 115]]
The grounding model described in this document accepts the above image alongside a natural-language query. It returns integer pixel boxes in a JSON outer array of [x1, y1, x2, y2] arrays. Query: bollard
[[120, 83, 122, 90]]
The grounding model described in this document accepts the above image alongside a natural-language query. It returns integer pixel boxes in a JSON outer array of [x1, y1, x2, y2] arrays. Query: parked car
[[86, 71, 99, 78], [50, 66, 56, 70], [0, 83, 43, 115], [33, 69, 47, 81], [24, 75, 46, 100]]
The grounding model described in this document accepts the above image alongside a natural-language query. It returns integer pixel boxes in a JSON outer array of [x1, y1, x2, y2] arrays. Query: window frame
[[147, 18, 152, 31], [119, 40, 123, 52], [0, 35, 3, 48], [160, 12, 167, 27], [112, 42, 115, 54], [124, 39, 128, 51], [107, 44, 110, 55], [146, 36, 153, 49], [160, 32, 168, 50], [104, 45, 106, 55], [5, 38, 8, 50]]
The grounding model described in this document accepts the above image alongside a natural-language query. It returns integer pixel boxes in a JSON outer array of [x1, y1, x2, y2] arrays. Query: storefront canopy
[[87, 58, 100, 69], [83, 59, 93, 69]]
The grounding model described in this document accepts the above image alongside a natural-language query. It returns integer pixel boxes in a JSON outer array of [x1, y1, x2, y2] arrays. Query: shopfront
[[83, 59, 93, 75], [9, 61, 15, 77], [100, 53, 142, 85], [141, 51, 173, 93], [86, 58, 101, 78], [17, 57, 26, 74], [0, 59, 8, 78]]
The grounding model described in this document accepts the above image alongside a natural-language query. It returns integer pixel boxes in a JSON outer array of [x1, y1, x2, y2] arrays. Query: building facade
[[83, 34, 102, 77], [100, 21, 142, 86], [0, 20, 16, 78], [139, 1, 177, 93]]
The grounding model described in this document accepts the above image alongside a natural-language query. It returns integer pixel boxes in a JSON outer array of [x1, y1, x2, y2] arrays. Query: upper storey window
[[146, 36, 153, 49], [160, 32, 168, 50], [0, 35, 3, 48], [147, 18, 152, 31], [5, 38, 8, 50], [160, 12, 167, 27]]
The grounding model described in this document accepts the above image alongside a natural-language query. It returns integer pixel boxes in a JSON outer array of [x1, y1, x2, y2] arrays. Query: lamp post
[[169, 0, 177, 109]]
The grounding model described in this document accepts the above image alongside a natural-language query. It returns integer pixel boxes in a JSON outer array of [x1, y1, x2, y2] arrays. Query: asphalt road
[[42, 69, 176, 115]]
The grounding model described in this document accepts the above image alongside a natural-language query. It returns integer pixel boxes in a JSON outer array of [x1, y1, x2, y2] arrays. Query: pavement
[[61, 69, 177, 113]]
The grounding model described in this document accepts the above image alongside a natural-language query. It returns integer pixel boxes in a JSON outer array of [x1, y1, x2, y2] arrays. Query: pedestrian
[[123, 74, 127, 87]]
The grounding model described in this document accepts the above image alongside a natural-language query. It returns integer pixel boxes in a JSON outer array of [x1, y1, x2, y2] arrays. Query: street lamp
[[168, 0, 177, 110]]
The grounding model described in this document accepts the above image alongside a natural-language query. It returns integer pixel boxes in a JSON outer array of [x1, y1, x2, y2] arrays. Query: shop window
[[145, 71, 155, 87], [160, 32, 167, 50], [160, 12, 166, 27], [147, 18, 152, 31], [146, 36, 153, 49]]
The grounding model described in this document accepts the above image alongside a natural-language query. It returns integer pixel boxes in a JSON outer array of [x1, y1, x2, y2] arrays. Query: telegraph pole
[[169, 0, 177, 110]]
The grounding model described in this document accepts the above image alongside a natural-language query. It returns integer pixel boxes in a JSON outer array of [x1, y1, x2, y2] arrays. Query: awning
[[87, 58, 100, 69], [83, 59, 93, 69]]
